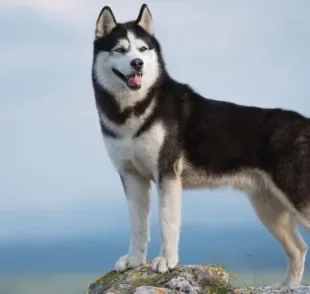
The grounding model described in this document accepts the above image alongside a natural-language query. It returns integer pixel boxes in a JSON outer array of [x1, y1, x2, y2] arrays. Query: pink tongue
[[128, 74, 142, 87]]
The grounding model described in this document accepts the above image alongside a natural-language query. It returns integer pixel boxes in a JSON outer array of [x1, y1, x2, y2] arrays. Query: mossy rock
[[86, 263, 231, 294]]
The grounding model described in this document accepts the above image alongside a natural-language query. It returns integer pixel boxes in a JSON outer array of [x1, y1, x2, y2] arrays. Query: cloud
[[0, 0, 86, 21]]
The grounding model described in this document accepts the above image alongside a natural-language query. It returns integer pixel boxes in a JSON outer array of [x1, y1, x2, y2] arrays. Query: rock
[[86, 263, 229, 294], [233, 285, 310, 294], [133, 286, 169, 294], [85, 263, 310, 294]]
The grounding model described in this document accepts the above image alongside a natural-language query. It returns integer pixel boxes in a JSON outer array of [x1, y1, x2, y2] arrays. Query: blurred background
[[1, 0, 310, 293]]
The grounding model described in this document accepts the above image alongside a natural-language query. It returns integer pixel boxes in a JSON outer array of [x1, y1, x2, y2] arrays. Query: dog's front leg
[[115, 171, 151, 272], [152, 174, 182, 273]]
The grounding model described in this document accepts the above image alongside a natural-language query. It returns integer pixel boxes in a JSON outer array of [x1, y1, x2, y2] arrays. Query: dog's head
[[92, 4, 163, 101]]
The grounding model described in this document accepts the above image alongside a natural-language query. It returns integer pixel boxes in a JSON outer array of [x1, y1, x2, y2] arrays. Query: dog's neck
[[92, 66, 168, 121], [97, 82, 151, 112], [93, 82, 159, 138], [93, 78, 159, 123]]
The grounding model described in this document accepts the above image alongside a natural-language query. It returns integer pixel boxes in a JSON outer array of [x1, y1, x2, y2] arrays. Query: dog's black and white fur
[[92, 4, 310, 288]]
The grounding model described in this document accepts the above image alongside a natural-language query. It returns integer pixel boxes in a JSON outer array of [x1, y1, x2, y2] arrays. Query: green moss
[[88, 264, 234, 294], [127, 269, 179, 293], [96, 270, 119, 284], [198, 265, 232, 294], [207, 282, 230, 294], [156, 269, 180, 287], [200, 277, 230, 294], [88, 270, 120, 292], [131, 275, 161, 288]]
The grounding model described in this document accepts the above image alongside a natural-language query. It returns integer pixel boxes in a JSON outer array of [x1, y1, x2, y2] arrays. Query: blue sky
[[1, 0, 310, 243]]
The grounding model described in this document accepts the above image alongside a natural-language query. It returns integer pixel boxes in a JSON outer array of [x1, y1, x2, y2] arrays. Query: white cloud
[[0, 0, 86, 18]]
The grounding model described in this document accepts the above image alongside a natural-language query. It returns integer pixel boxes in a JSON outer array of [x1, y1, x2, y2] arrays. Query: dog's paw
[[267, 281, 298, 290], [266, 283, 282, 290], [115, 254, 146, 272], [151, 256, 178, 273]]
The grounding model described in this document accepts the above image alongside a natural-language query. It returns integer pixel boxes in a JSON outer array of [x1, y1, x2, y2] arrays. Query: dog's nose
[[130, 58, 144, 70]]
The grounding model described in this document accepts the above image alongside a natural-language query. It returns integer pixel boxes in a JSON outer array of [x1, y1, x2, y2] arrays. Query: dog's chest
[[104, 121, 166, 179]]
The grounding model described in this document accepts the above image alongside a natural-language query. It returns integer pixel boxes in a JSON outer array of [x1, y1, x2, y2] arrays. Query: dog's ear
[[136, 4, 153, 35], [95, 6, 117, 39]]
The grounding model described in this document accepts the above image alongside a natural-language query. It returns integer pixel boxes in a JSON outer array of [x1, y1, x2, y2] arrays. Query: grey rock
[[231, 285, 310, 294], [86, 263, 229, 294], [168, 276, 198, 294], [86, 263, 310, 294], [133, 286, 170, 294]]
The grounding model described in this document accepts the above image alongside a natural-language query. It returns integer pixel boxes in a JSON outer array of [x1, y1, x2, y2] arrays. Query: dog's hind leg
[[249, 191, 308, 289]]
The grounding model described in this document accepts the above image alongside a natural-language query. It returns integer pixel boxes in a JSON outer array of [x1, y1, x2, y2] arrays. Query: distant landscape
[[1, 224, 310, 294]]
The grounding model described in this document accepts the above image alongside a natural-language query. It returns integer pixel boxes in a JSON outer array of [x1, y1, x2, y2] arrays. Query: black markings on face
[[94, 22, 157, 55]]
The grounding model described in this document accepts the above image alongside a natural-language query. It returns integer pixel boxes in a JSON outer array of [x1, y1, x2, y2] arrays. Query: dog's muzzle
[[112, 68, 142, 90]]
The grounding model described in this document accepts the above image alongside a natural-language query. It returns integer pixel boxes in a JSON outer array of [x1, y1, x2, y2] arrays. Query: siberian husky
[[91, 4, 310, 288]]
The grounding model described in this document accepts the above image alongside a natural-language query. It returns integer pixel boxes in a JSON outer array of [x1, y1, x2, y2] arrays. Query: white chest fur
[[103, 120, 166, 180]]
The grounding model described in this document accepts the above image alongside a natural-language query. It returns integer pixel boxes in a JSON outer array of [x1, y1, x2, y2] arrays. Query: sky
[[1, 0, 310, 243]]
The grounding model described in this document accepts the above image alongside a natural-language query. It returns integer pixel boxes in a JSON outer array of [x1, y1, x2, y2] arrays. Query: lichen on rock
[[86, 263, 230, 294], [86, 263, 310, 294], [232, 285, 310, 294]]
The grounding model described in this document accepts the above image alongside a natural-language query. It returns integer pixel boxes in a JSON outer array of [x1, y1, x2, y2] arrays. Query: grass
[[201, 279, 230, 294]]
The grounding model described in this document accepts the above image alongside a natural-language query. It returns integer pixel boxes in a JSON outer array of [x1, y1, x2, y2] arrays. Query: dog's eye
[[139, 46, 148, 52], [114, 47, 125, 53]]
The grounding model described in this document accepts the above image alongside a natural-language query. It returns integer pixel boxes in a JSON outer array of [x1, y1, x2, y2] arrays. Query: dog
[[91, 4, 310, 289]]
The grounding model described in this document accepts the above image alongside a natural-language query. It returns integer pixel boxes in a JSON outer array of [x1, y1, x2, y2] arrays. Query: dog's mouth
[[112, 68, 142, 90]]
